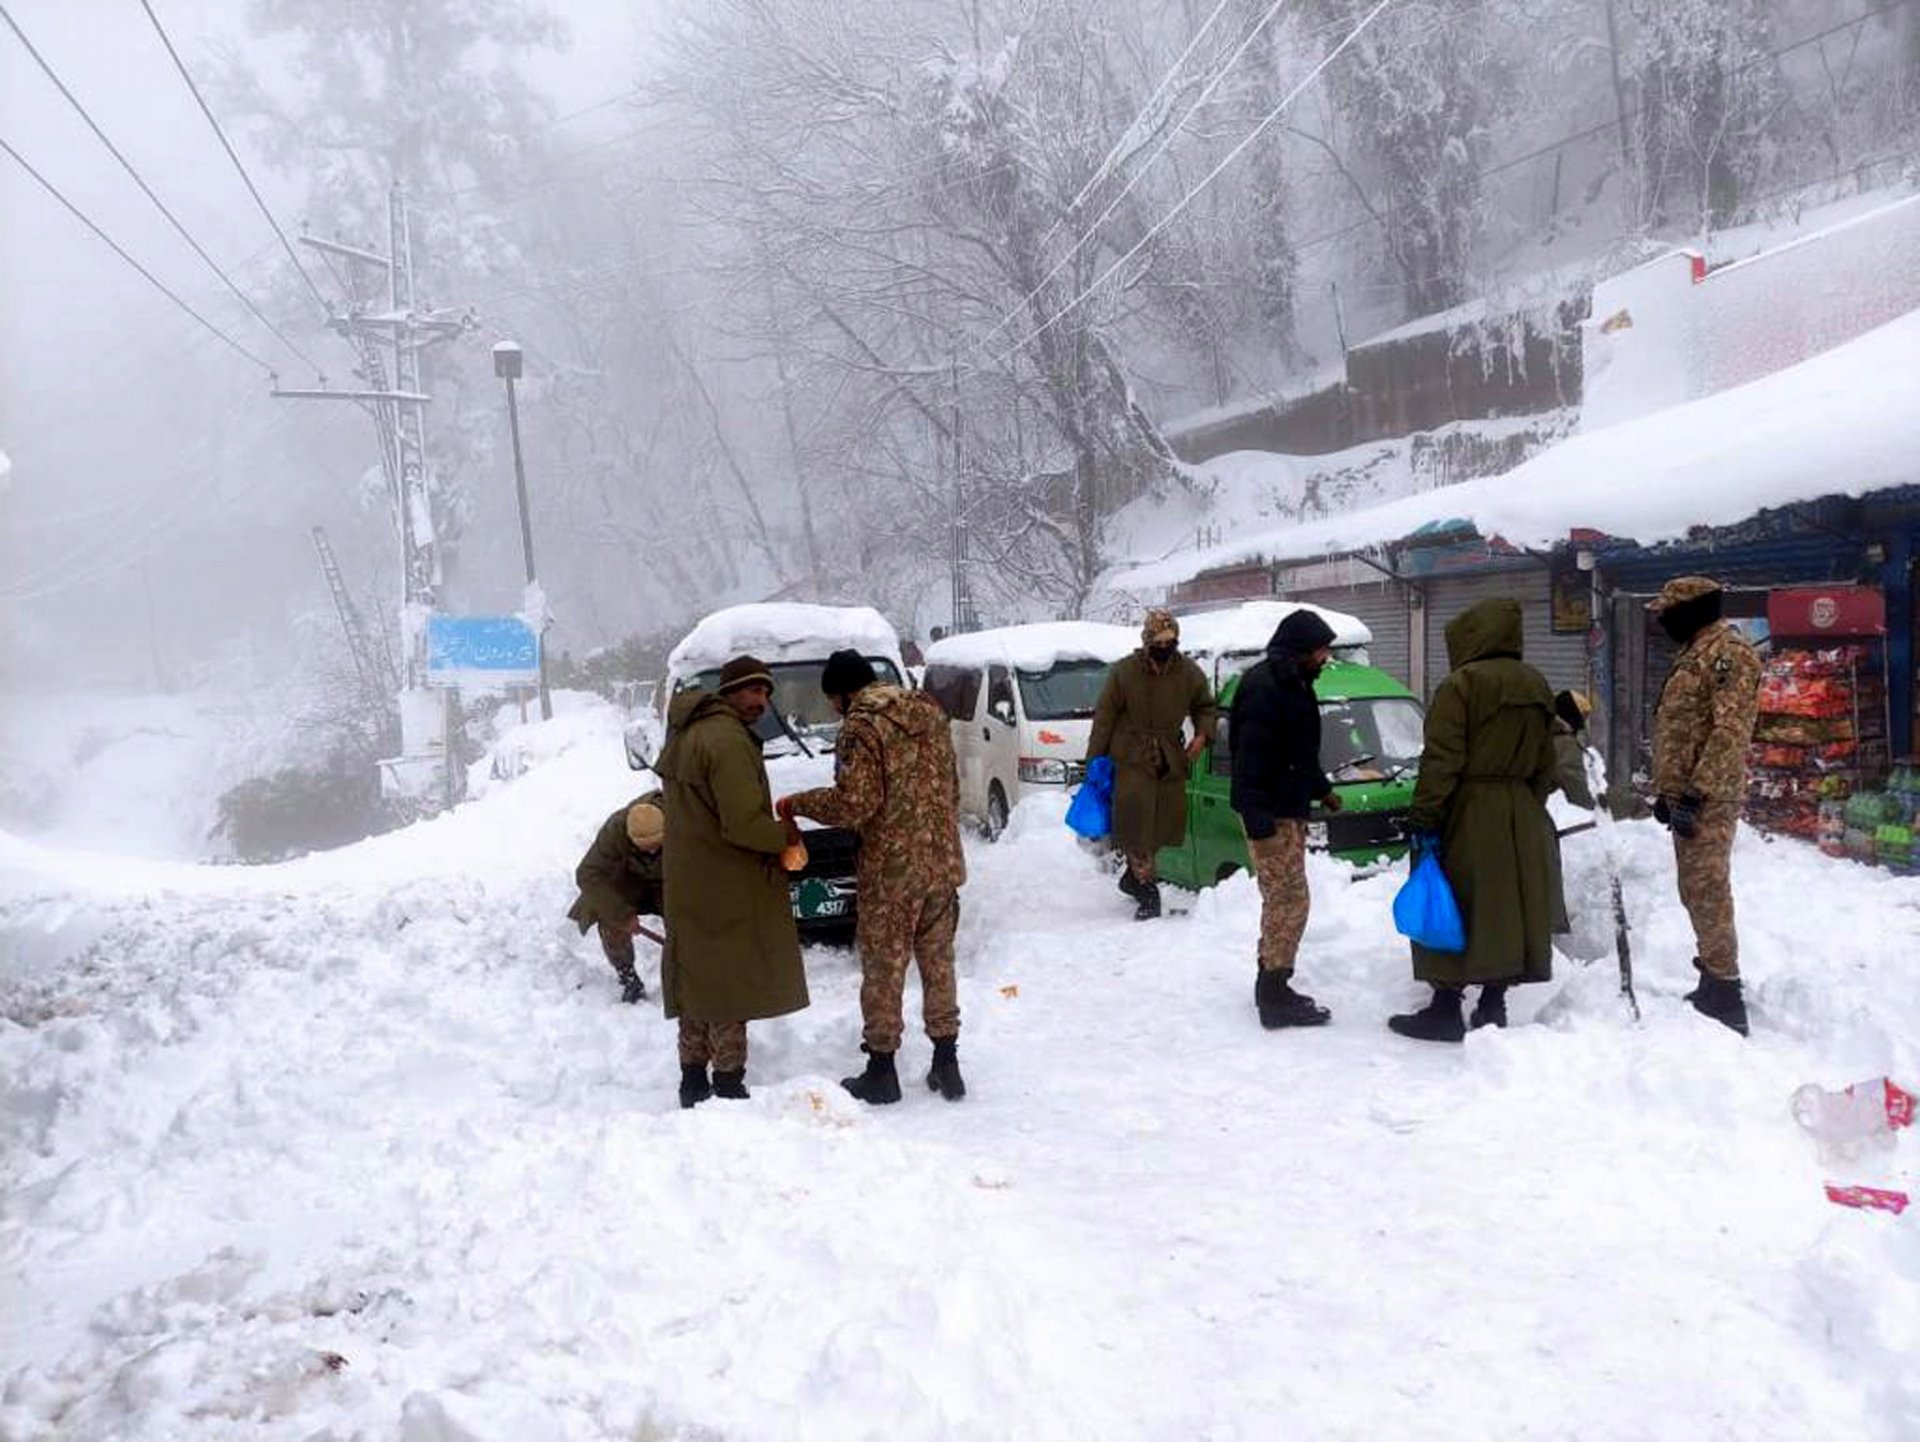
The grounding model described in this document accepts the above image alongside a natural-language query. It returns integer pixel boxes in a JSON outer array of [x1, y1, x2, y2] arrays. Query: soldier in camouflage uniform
[[1648, 576, 1762, 1036], [566, 793, 665, 1004], [781, 649, 969, 1105]]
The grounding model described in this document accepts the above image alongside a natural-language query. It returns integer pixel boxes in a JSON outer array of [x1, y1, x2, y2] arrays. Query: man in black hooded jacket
[[1228, 609, 1343, 1028]]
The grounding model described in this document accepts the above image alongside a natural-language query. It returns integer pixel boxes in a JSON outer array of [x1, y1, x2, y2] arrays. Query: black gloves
[[1657, 793, 1704, 840]]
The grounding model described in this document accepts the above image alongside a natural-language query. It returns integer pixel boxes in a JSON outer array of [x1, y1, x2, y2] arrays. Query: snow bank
[[6, 707, 1920, 1441], [1172, 599, 1372, 660], [1116, 307, 1920, 588], [666, 604, 904, 678], [925, 621, 1137, 672], [1587, 196, 1920, 430]]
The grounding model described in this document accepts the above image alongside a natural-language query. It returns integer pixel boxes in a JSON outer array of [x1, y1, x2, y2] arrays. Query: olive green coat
[[1407, 601, 1563, 986], [653, 691, 807, 1024], [1087, 649, 1217, 856], [566, 792, 665, 933]]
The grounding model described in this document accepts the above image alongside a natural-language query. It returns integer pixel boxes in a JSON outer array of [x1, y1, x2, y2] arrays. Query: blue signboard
[[426, 615, 541, 689]]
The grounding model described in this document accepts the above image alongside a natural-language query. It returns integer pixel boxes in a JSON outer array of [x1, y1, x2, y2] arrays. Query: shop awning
[[1115, 307, 1920, 590]]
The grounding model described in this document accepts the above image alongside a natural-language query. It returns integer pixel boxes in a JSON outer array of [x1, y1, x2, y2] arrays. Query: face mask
[[1658, 610, 1693, 645], [1148, 643, 1176, 663]]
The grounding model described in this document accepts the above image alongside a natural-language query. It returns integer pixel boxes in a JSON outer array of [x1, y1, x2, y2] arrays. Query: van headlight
[[1019, 757, 1069, 784]]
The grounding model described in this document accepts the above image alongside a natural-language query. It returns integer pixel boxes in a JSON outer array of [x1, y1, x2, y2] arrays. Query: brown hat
[[717, 654, 774, 694], [1646, 576, 1722, 613], [625, 802, 665, 847], [1142, 608, 1180, 646]]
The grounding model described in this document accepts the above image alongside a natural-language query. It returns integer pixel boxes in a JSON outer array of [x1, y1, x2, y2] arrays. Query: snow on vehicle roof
[[1115, 306, 1920, 588], [1173, 600, 1372, 657], [667, 603, 903, 677], [924, 621, 1138, 671]]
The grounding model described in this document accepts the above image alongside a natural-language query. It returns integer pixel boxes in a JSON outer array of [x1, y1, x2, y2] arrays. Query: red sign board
[[1767, 586, 1885, 639]]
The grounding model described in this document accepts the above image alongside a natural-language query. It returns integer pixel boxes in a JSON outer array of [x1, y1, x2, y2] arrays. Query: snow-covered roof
[[1173, 600, 1372, 658], [924, 621, 1138, 672], [1116, 307, 1920, 589], [667, 604, 904, 677]]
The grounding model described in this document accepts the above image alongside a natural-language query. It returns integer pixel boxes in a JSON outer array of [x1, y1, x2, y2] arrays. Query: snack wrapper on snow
[[1823, 1183, 1910, 1215]]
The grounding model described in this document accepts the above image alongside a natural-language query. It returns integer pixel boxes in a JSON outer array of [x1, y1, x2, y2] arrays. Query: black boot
[[1682, 957, 1707, 1005], [1255, 970, 1331, 1028], [1388, 987, 1466, 1044], [1469, 983, 1509, 1030], [1133, 881, 1162, 921], [926, 1037, 966, 1101], [618, 970, 647, 1005], [711, 1068, 750, 1100], [1690, 973, 1750, 1037], [841, 1047, 902, 1105], [678, 1063, 711, 1109], [1117, 867, 1142, 899]]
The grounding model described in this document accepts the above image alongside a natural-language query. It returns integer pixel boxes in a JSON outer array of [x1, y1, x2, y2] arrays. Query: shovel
[[1577, 742, 1641, 1021]]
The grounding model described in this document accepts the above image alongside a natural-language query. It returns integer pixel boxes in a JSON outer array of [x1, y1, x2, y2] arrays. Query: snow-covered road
[[4, 703, 1917, 1440]]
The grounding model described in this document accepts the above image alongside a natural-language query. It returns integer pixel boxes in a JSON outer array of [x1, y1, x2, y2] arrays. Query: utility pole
[[1602, 0, 1638, 227], [492, 340, 551, 721], [276, 184, 472, 806], [311, 525, 397, 705], [947, 353, 977, 634]]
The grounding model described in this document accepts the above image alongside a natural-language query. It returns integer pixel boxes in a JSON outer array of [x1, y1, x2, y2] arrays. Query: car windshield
[[683, 657, 904, 747], [1016, 659, 1111, 721], [1319, 696, 1426, 778]]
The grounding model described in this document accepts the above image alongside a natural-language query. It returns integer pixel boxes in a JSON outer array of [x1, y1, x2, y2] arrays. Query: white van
[[922, 621, 1137, 837], [650, 602, 908, 760], [1173, 599, 1372, 692]]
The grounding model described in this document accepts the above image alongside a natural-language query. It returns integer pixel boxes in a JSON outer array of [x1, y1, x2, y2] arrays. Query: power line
[[995, 0, 1396, 367], [0, 2, 325, 378], [978, 0, 1301, 356], [136, 0, 334, 317], [0, 133, 278, 375], [1046, 0, 1239, 245]]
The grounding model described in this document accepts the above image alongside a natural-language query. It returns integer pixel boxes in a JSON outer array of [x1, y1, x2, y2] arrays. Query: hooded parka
[[653, 690, 808, 1023], [1406, 600, 1563, 986]]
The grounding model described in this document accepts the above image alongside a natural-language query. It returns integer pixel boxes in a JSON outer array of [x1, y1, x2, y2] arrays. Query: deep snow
[[3, 699, 1918, 1440]]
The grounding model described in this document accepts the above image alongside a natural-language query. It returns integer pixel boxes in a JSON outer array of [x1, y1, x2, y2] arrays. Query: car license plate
[[790, 877, 851, 920]]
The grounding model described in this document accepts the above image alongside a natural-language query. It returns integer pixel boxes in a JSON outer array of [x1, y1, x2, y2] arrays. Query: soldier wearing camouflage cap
[[1087, 608, 1218, 920], [1648, 575, 1761, 1036]]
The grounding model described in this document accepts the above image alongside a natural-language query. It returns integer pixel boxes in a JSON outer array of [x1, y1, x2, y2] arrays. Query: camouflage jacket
[[786, 684, 966, 897], [1652, 620, 1762, 802]]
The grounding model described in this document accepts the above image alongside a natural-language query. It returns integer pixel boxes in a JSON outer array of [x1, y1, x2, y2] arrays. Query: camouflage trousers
[[595, 920, 640, 983], [1248, 821, 1310, 975], [677, 1018, 748, 1072], [1675, 802, 1741, 979], [857, 885, 961, 1054]]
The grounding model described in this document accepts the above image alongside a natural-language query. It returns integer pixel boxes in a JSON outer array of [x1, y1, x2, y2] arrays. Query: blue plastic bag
[[1392, 849, 1467, 952], [1065, 755, 1115, 840]]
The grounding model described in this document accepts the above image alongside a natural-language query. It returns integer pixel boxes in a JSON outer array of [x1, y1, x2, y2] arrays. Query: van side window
[[923, 664, 981, 721], [1210, 714, 1231, 777], [987, 665, 1015, 721]]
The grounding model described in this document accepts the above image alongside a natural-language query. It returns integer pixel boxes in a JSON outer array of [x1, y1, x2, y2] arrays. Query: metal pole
[[502, 372, 551, 721]]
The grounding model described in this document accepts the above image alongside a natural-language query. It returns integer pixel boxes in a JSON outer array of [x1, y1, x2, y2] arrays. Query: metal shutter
[[1423, 566, 1590, 700], [1290, 581, 1414, 689]]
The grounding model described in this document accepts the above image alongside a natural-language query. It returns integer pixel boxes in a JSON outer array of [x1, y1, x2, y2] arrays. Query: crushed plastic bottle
[[1791, 1077, 1917, 1162]]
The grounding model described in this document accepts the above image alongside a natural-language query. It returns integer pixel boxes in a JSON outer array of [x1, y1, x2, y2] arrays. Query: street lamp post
[[492, 340, 551, 721]]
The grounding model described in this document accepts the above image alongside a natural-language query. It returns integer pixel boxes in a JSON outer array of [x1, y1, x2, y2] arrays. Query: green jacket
[[1087, 649, 1217, 855], [654, 691, 807, 1024], [566, 793, 666, 933], [1407, 600, 1562, 986]]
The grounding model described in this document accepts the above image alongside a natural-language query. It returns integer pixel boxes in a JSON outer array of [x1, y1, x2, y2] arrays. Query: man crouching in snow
[[566, 793, 665, 1003], [779, 650, 969, 1105], [654, 654, 809, 1108]]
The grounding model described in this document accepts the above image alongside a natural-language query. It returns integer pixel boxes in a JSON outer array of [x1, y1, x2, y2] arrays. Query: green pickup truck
[[1156, 659, 1427, 889]]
